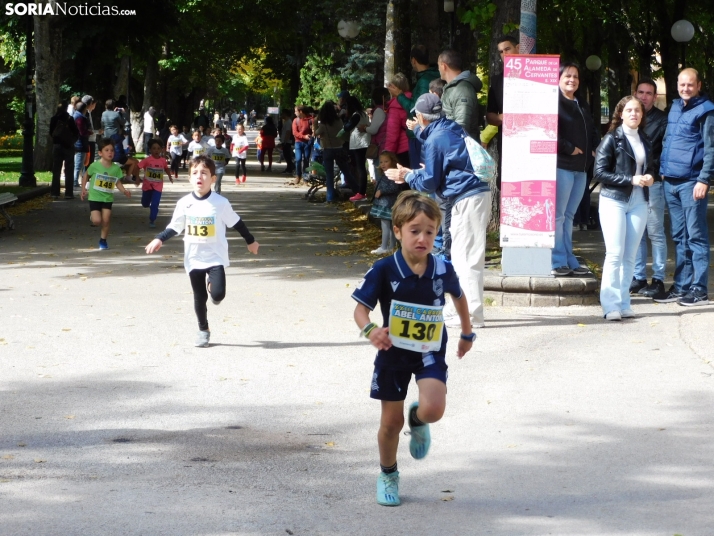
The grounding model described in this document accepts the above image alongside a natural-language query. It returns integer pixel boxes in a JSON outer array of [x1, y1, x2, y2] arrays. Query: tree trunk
[[656, 0, 687, 105], [113, 55, 130, 100], [417, 0, 440, 65], [390, 0, 412, 78], [137, 53, 160, 152], [33, 10, 62, 172], [488, 0, 521, 79]]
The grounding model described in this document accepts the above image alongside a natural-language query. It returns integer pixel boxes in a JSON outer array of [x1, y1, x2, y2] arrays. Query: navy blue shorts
[[370, 358, 448, 401]]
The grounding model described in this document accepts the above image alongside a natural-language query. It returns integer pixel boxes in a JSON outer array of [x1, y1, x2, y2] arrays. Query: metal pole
[[18, 15, 36, 187]]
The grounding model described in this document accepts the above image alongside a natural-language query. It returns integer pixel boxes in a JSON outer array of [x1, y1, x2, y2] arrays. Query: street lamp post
[[671, 19, 695, 68], [18, 15, 36, 187]]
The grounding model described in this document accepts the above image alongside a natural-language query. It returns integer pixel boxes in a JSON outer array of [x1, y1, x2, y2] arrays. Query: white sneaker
[[604, 311, 622, 321], [621, 309, 635, 318], [370, 247, 391, 255]]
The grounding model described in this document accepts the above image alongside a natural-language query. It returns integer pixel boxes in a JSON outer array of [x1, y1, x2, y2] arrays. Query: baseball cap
[[411, 93, 442, 115], [337, 90, 350, 99], [81, 95, 94, 105]]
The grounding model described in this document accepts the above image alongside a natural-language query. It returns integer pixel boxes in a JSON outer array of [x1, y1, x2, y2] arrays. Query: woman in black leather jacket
[[594, 96, 654, 321]]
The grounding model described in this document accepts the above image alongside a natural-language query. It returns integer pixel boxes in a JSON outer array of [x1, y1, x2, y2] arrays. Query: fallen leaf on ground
[[441, 496, 454, 501]]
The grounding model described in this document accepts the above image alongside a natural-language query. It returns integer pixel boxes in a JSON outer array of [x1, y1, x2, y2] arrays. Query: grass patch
[[0, 149, 52, 183]]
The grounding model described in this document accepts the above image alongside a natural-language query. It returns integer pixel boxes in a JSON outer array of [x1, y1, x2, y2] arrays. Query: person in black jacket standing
[[50, 101, 79, 200], [630, 79, 669, 297], [594, 96, 654, 320], [552, 63, 601, 276]]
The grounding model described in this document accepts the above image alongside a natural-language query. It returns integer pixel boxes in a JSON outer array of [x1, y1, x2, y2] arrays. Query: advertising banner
[[500, 54, 560, 248]]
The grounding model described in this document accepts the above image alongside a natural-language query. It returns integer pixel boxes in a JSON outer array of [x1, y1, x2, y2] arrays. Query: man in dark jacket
[[386, 94, 491, 328], [50, 102, 79, 199], [654, 68, 714, 306], [486, 36, 519, 188], [630, 79, 668, 298], [389, 45, 441, 168], [438, 49, 482, 138]]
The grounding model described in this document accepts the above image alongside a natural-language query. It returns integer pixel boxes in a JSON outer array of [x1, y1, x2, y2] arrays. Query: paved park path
[[1, 164, 713, 535]]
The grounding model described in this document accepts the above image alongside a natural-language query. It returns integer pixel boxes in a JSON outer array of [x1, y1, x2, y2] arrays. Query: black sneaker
[[551, 266, 572, 277], [652, 285, 684, 303], [629, 278, 648, 294], [640, 278, 665, 298], [677, 289, 710, 307], [572, 265, 591, 275]]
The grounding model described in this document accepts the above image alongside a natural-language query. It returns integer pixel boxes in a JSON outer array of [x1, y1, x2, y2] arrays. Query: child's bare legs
[[378, 400, 405, 467], [90, 208, 112, 240], [415, 378, 446, 423], [124, 157, 140, 184]]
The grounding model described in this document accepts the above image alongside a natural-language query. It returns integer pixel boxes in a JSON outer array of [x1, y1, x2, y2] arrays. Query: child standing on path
[[166, 125, 188, 179], [81, 137, 132, 250], [369, 151, 403, 255], [232, 124, 249, 183], [352, 192, 473, 507], [138, 138, 173, 228], [145, 155, 259, 348], [207, 134, 231, 193]]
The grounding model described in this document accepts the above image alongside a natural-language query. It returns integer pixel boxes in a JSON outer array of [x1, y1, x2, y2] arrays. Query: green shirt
[[87, 161, 124, 203]]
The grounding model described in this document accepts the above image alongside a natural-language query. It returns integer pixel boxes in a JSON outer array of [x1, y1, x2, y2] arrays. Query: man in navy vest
[[655, 68, 714, 306]]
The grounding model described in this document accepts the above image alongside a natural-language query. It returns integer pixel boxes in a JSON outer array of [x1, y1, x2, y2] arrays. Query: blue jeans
[[323, 147, 353, 202], [598, 188, 648, 315], [141, 188, 162, 223], [552, 168, 587, 269], [634, 181, 667, 281], [295, 141, 309, 177], [214, 171, 224, 194], [664, 179, 710, 293], [73, 151, 86, 186]]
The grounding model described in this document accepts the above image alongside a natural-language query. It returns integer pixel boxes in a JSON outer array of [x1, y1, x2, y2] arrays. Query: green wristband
[[361, 322, 378, 338]]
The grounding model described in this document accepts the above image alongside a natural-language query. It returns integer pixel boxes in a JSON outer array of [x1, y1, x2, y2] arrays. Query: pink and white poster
[[500, 55, 560, 248]]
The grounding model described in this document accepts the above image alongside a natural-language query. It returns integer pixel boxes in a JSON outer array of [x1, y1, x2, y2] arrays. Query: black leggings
[[188, 266, 226, 331], [170, 153, 182, 174], [350, 147, 368, 195], [235, 157, 247, 177]]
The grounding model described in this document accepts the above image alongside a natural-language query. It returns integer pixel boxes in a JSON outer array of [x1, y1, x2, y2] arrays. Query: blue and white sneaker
[[98, 238, 109, 250], [408, 401, 431, 460], [376, 471, 400, 506]]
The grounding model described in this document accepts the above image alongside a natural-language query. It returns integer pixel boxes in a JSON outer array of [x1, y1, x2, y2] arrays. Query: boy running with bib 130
[[352, 191, 474, 507], [81, 137, 132, 250], [145, 155, 259, 347]]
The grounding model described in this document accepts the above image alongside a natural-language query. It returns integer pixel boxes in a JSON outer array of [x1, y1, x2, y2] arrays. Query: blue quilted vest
[[660, 95, 714, 180]]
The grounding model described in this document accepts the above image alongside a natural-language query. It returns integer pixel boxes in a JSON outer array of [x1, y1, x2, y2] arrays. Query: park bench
[[0, 192, 17, 230]]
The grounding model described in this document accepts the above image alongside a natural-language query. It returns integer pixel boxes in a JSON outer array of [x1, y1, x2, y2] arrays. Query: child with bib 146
[[144, 155, 259, 348], [81, 137, 132, 250], [351, 191, 474, 507]]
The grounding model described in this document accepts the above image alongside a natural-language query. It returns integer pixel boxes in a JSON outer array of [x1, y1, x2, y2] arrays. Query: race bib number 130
[[185, 216, 216, 243], [388, 299, 443, 352]]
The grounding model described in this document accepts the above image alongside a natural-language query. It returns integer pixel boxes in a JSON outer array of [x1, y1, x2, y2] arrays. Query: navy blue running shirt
[[352, 250, 462, 370]]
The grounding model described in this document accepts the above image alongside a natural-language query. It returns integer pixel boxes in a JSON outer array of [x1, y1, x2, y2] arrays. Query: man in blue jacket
[[386, 93, 491, 328], [654, 68, 714, 306]]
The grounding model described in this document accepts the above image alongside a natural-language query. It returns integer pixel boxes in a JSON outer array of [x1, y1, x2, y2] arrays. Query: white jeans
[[443, 191, 491, 325], [599, 188, 648, 316]]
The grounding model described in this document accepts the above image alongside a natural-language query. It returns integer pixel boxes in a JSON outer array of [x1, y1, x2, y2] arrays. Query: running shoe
[[99, 238, 109, 250], [604, 311, 622, 321], [195, 330, 210, 347], [349, 193, 366, 202], [677, 289, 710, 307], [376, 471, 400, 507], [621, 309, 636, 318], [370, 247, 391, 255], [640, 278, 664, 298], [653, 285, 684, 303], [550, 266, 572, 277], [572, 265, 591, 275], [407, 401, 431, 460], [629, 278, 648, 294], [149, 221, 156, 228]]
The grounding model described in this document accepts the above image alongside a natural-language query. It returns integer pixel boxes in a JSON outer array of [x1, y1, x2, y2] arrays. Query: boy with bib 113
[[80, 137, 132, 250], [144, 155, 259, 348], [351, 191, 474, 507]]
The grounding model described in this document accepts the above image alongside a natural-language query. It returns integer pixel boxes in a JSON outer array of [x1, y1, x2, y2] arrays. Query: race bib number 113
[[185, 216, 216, 243]]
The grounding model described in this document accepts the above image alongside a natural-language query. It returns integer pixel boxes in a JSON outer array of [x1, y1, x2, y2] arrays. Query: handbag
[[365, 143, 379, 159]]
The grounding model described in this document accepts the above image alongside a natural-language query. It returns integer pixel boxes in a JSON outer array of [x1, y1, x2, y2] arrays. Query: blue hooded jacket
[[406, 116, 489, 204]]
